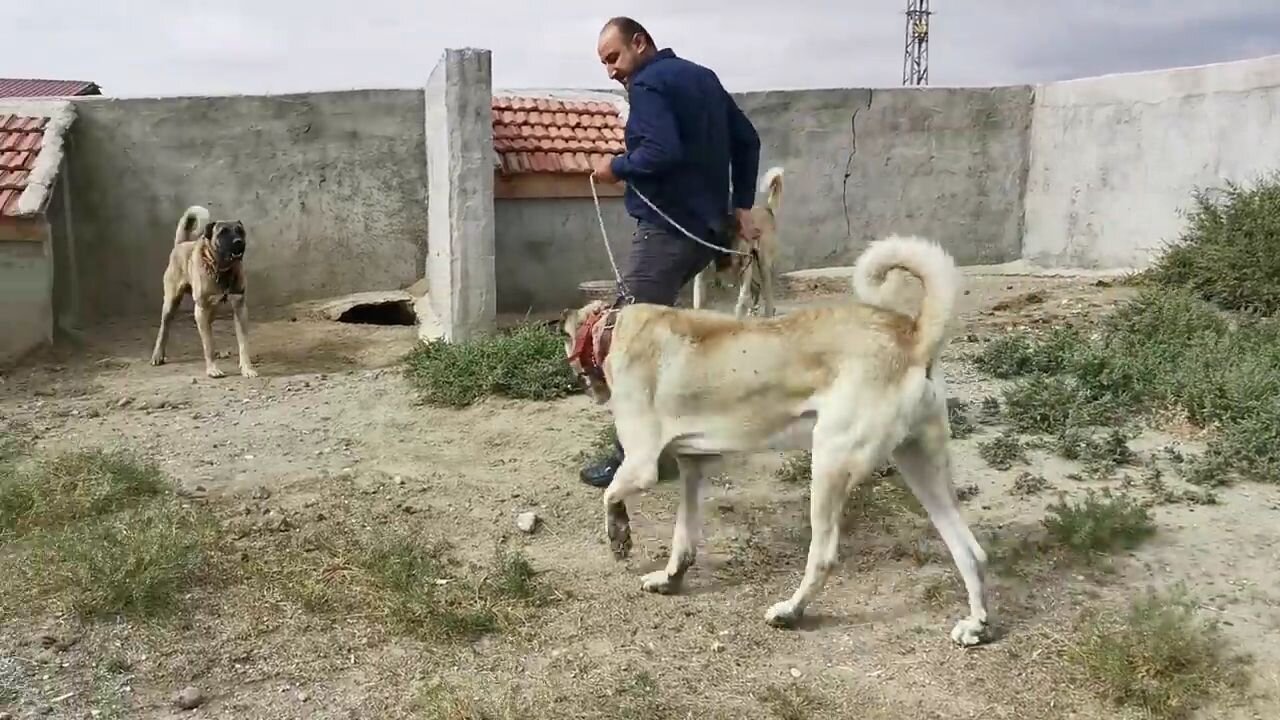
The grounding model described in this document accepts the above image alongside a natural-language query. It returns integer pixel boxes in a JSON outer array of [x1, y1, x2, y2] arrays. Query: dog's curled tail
[[852, 234, 961, 367], [758, 166, 784, 214], [175, 205, 210, 246]]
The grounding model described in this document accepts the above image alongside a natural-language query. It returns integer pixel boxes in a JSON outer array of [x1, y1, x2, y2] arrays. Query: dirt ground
[[2, 275, 1279, 719]]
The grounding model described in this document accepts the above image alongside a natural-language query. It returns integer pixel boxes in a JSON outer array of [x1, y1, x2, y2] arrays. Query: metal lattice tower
[[903, 0, 931, 86]]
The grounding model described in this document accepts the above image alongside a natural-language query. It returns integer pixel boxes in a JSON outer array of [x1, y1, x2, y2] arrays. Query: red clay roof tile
[[0, 113, 50, 216], [0, 78, 99, 98], [492, 94, 626, 175]]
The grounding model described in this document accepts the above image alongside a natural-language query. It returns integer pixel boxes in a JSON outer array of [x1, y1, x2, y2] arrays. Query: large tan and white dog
[[560, 234, 991, 646], [150, 206, 257, 379], [691, 165, 784, 318]]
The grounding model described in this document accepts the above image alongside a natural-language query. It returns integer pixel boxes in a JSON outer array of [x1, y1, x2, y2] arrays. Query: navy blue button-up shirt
[[608, 48, 762, 243]]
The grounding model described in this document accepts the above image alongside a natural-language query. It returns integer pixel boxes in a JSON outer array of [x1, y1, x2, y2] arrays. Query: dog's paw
[[764, 601, 803, 629], [640, 570, 679, 595], [606, 503, 632, 560], [149, 355, 165, 366], [206, 366, 226, 379], [240, 366, 259, 378], [949, 615, 991, 647]]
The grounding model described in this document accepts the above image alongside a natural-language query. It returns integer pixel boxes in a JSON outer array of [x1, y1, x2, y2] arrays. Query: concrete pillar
[[423, 47, 496, 342]]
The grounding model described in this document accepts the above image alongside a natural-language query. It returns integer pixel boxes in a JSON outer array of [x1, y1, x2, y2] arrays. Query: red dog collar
[[568, 307, 618, 382]]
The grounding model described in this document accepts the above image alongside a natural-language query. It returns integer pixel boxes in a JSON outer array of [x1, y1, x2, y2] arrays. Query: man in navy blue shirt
[[581, 16, 763, 488]]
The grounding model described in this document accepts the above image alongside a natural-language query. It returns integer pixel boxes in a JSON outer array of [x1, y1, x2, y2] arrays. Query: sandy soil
[[1, 276, 1278, 719]]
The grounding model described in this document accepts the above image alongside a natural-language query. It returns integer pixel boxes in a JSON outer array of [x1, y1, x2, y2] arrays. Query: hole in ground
[[335, 300, 417, 326]]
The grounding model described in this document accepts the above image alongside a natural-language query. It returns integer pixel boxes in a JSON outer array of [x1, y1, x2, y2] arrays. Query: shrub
[[403, 323, 580, 407]]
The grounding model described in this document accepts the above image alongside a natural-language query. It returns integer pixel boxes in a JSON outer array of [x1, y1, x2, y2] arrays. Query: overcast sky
[[14, 1, 1280, 97]]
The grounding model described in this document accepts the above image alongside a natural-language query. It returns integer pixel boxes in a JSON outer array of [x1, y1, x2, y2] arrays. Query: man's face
[[597, 27, 647, 86]]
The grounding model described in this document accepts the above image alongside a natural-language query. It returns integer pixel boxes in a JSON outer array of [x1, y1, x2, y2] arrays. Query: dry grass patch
[[988, 489, 1156, 579], [0, 445, 218, 621], [1069, 586, 1252, 719], [403, 322, 580, 407], [243, 516, 557, 644]]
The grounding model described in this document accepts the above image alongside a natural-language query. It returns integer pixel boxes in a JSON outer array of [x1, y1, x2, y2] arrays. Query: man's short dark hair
[[603, 16, 654, 47]]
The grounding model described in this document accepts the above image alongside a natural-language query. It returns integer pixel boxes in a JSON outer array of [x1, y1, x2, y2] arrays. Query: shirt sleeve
[[727, 95, 762, 210], [609, 82, 684, 180]]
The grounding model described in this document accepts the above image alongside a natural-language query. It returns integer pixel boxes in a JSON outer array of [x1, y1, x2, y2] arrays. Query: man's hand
[[735, 208, 761, 241], [592, 155, 619, 184]]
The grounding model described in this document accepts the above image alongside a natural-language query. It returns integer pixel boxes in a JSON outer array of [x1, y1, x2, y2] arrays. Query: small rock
[[250, 486, 272, 500], [264, 512, 291, 533], [116, 397, 132, 409], [515, 511, 540, 534], [175, 686, 205, 710], [1, 710, 14, 719], [136, 400, 150, 410], [789, 667, 802, 679], [297, 690, 310, 702], [711, 641, 725, 653]]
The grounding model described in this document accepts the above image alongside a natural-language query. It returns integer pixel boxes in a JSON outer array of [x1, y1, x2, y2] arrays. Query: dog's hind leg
[[229, 294, 258, 378], [893, 416, 991, 647], [692, 270, 707, 310], [150, 290, 182, 366], [641, 455, 708, 594], [733, 262, 754, 318], [759, 251, 777, 318], [194, 301, 224, 378], [766, 423, 881, 628]]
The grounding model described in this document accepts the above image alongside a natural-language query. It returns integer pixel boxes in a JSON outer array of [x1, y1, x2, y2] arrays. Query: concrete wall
[[27, 51, 1280, 329], [65, 89, 428, 320], [736, 86, 1034, 272], [495, 196, 631, 313], [493, 86, 1036, 311], [1023, 54, 1280, 269], [0, 222, 53, 365]]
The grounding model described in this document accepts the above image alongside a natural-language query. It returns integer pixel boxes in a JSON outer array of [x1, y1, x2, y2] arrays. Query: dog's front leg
[[229, 294, 258, 378], [193, 301, 224, 378], [601, 423, 663, 560], [692, 269, 706, 310], [601, 454, 659, 560], [641, 455, 707, 594]]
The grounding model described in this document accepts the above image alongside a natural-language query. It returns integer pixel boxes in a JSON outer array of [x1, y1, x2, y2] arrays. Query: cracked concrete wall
[[65, 89, 428, 320], [735, 87, 1034, 272], [1023, 54, 1280, 270]]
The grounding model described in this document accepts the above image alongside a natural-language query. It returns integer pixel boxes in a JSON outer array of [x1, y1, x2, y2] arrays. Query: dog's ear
[[232, 221, 246, 236], [202, 222, 215, 240]]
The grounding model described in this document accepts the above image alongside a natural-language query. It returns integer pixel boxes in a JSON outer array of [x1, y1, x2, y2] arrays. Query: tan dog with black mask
[[150, 205, 257, 378]]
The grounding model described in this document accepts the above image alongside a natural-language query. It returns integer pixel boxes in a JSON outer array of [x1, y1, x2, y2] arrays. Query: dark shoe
[[580, 454, 622, 488]]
